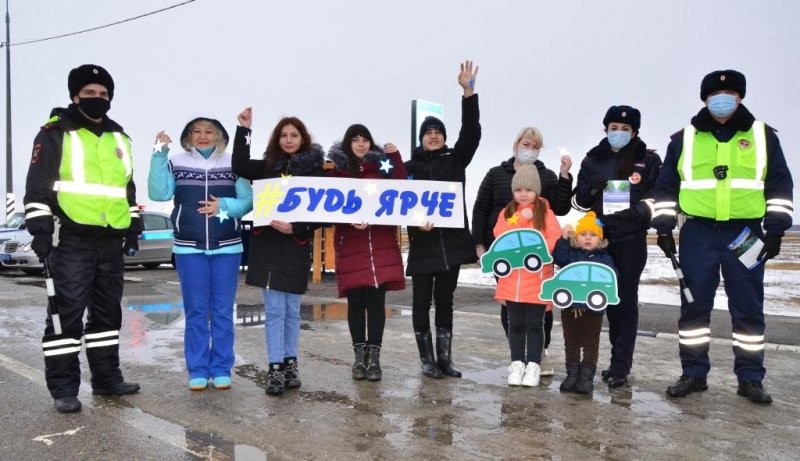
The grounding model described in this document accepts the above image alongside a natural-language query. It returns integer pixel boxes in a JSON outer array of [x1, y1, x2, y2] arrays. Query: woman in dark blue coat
[[571, 105, 662, 388]]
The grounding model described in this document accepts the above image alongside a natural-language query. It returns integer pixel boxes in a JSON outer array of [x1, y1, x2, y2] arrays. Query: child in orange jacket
[[493, 165, 561, 386]]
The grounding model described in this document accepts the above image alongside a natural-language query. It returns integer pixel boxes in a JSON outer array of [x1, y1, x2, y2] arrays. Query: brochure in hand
[[727, 227, 765, 270], [602, 180, 630, 215]]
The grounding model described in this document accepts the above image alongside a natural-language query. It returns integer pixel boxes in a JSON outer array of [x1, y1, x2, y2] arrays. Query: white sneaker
[[521, 362, 541, 387], [539, 349, 554, 377], [507, 361, 525, 386]]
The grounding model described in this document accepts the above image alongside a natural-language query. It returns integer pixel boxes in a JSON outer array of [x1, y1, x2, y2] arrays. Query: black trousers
[[411, 266, 460, 332], [605, 236, 647, 377], [506, 302, 547, 363], [42, 233, 125, 399], [502, 304, 552, 348], [346, 285, 387, 346]]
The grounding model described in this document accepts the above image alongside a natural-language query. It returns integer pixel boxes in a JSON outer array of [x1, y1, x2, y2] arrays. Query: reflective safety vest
[[54, 123, 133, 229], [677, 121, 767, 221]]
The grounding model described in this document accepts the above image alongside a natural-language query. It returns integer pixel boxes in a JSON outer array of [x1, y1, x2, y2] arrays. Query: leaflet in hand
[[602, 180, 630, 215], [727, 227, 765, 270]]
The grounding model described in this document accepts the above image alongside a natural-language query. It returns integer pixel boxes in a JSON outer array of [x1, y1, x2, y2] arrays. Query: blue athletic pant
[[175, 253, 240, 379]]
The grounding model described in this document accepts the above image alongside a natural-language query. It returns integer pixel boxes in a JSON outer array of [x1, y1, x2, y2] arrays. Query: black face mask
[[77, 97, 110, 120]]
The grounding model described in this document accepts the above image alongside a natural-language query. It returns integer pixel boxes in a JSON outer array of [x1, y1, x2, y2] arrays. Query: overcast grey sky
[[2, 0, 798, 222]]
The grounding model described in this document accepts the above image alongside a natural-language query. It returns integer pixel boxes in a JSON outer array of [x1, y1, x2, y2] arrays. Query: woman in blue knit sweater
[[148, 117, 253, 391]]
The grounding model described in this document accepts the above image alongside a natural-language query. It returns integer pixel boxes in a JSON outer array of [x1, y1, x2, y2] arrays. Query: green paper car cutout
[[480, 229, 553, 278], [540, 261, 619, 311]]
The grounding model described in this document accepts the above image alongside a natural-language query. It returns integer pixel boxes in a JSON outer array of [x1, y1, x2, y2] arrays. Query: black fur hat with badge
[[700, 69, 746, 101], [68, 64, 115, 101], [602, 105, 641, 131]]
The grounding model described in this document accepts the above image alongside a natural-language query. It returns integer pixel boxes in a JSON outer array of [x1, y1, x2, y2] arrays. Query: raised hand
[[562, 224, 574, 240], [383, 143, 398, 154], [458, 60, 479, 96], [238, 107, 253, 129], [559, 154, 572, 178], [153, 130, 172, 153]]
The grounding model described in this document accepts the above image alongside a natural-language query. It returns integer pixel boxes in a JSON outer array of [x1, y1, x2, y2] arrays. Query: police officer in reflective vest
[[23, 64, 143, 413], [652, 70, 794, 404]]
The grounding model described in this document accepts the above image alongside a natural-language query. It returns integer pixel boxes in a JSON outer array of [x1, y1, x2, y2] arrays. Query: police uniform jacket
[[651, 105, 794, 235], [24, 105, 141, 239]]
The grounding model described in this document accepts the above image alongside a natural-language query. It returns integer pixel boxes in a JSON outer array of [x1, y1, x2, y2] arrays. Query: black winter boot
[[54, 396, 82, 413], [575, 364, 596, 394], [559, 363, 580, 393], [666, 375, 707, 397], [284, 357, 301, 389], [414, 331, 443, 379], [352, 344, 367, 380], [265, 363, 285, 396], [365, 345, 382, 381], [737, 381, 772, 404], [436, 327, 462, 378]]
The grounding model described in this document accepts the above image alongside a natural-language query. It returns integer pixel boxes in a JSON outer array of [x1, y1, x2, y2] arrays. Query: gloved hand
[[31, 234, 53, 261], [589, 179, 608, 196], [122, 232, 140, 257], [612, 207, 639, 223], [657, 233, 676, 258], [757, 233, 782, 261]]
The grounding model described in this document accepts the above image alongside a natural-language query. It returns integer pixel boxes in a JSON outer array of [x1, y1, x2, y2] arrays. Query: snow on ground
[[456, 244, 800, 317]]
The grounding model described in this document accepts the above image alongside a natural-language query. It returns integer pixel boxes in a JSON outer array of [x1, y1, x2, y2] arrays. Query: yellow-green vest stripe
[[55, 129, 133, 229], [677, 121, 767, 221]]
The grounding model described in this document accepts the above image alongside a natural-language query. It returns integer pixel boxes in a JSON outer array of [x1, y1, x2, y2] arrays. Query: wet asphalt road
[[1, 267, 799, 460]]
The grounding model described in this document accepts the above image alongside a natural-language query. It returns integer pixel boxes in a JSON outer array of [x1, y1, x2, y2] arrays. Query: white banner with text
[[252, 176, 465, 228]]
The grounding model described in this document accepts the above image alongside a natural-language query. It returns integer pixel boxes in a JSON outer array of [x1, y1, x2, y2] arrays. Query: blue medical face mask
[[196, 146, 215, 158], [707, 93, 738, 118], [607, 130, 632, 150]]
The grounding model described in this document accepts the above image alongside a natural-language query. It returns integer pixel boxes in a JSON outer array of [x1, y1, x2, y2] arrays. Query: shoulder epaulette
[[41, 115, 61, 130]]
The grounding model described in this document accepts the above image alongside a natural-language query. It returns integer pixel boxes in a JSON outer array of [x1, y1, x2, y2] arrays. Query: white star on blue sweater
[[217, 209, 229, 222]]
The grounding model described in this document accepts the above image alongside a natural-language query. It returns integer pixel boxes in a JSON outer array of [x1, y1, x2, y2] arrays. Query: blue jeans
[[263, 289, 302, 364], [175, 253, 240, 379]]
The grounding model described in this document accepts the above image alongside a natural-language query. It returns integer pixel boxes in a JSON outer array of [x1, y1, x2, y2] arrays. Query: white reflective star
[[280, 173, 292, 185], [217, 209, 229, 222], [153, 140, 167, 153], [245, 133, 252, 146], [558, 146, 571, 157], [363, 182, 379, 195], [379, 159, 393, 174], [412, 210, 426, 224]]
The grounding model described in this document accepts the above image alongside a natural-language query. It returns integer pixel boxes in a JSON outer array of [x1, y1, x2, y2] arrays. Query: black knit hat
[[180, 117, 230, 151], [68, 64, 115, 101], [418, 116, 447, 143], [700, 69, 746, 101], [602, 105, 641, 131]]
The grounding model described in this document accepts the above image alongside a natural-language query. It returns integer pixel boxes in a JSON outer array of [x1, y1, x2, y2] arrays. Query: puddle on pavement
[[236, 302, 406, 327], [78, 387, 267, 460], [127, 300, 184, 326]]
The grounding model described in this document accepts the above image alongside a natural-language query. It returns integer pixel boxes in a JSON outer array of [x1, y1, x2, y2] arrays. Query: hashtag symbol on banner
[[255, 184, 285, 218]]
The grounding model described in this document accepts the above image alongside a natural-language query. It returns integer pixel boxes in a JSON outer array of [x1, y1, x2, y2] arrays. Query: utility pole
[[3, 0, 12, 221]]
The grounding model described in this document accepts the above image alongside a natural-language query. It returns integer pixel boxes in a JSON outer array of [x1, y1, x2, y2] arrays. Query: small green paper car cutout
[[540, 261, 619, 311], [480, 229, 553, 278]]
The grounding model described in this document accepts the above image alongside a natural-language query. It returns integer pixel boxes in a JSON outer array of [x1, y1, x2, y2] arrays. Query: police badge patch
[[116, 147, 124, 159], [738, 139, 752, 150], [31, 144, 42, 164]]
